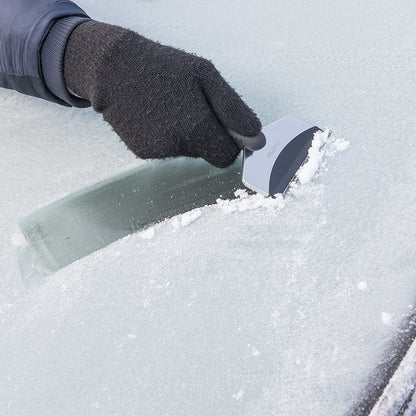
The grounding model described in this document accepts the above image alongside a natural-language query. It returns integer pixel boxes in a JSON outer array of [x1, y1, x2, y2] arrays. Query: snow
[[216, 189, 286, 213], [381, 312, 394, 327], [295, 129, 349, 186], [171, 208, 202, 228], [139, 227, 156, 240], [1, 0, 416, 415], [10, 231, 27, 248], [296, 129, 328, 185]]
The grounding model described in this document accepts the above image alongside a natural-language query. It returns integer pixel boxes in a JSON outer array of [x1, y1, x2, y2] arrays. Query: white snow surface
[[295, 129, 349, 185], [1, 1, 416, 415]]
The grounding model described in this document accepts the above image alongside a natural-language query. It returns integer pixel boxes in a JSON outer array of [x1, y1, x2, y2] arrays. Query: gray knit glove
[[63, 21, 261, 168]]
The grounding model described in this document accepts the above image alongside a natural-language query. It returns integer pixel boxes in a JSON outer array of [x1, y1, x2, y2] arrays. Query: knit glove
[[63, 21, 261, 168]]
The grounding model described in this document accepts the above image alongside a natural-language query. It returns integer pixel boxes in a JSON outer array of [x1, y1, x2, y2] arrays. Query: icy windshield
[[1, 0, 415, 415]]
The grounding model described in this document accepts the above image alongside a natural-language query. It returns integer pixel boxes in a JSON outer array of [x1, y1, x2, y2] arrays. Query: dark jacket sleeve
[[0, 0, 91, 107]]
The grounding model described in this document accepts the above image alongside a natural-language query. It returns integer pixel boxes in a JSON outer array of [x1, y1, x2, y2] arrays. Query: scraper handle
[[227, 129, 266, 151]]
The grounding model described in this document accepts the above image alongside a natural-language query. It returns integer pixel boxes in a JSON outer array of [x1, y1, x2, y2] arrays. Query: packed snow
[[1, 0, 416, 415]]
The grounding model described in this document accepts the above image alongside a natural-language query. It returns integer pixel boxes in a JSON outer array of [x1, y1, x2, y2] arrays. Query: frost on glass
[[1, 0, 416, 415]]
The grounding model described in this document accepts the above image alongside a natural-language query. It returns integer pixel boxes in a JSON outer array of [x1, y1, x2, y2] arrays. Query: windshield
[[1, 0, 415, 415]]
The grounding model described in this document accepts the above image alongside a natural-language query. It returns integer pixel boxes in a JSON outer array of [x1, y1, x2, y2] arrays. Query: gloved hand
[[63, 21, 261, 168]]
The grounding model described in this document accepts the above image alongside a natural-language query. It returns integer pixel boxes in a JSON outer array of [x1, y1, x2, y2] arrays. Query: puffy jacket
[[0, 0, 90, 106]]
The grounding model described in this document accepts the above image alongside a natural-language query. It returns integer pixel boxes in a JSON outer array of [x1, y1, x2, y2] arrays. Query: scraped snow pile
[[140, 129, 348, 235], [1, 0, 416, 415], [296, 129, 349, 185]]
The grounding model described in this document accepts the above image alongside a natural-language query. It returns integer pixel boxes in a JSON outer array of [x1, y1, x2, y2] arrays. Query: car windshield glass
[[1, 0, 415, 415]]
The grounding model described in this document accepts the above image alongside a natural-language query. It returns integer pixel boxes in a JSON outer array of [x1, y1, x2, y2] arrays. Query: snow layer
[[296, 129, 350, 185], [1, 0, 416, 415]]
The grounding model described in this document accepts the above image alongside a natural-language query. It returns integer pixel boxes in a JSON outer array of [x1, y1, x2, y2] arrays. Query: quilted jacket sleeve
[[0, 0, 90, 106]]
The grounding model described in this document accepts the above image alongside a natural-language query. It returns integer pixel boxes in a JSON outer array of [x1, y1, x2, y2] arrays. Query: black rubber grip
[[228, 129, 266, 151]]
